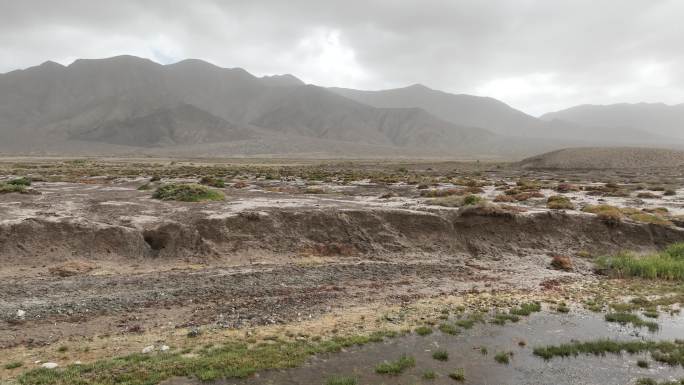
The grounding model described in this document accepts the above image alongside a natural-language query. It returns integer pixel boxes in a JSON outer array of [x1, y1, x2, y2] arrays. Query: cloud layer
[[1, 0, 682, 115]]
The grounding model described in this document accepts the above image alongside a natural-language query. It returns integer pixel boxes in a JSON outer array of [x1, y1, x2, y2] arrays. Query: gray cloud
[[1, 0, 682, 115]]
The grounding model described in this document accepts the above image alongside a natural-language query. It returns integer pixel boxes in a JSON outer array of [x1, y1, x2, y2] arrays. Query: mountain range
[[0, 55, 682, 158]]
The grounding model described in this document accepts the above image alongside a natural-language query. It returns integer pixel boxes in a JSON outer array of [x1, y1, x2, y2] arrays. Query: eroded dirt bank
[[2, 191, 683, 349], [2, 197, 683, 265]]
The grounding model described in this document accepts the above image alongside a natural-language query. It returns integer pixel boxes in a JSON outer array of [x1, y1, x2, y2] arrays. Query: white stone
[[16, 309, 26, 318], [41, 362, 58, 369], [159, 345, 170, 352], [141, 345, 155, 354]]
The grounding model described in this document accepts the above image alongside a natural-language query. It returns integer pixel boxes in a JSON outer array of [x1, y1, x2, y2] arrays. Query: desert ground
[[2, 156, 684, 385]]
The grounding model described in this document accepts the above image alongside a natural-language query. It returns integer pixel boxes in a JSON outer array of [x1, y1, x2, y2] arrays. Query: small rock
[[141, 345, 154, 354], [41, 362, 58, 369], [17, 309, 26, 319], [160, 345, 170, 352]]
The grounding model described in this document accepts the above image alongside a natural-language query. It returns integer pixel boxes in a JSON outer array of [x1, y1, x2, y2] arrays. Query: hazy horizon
[[2, 0, 683, 116]]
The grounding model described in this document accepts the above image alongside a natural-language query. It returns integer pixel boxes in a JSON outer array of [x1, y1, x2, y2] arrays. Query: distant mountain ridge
[[329, 84, 674, 144], [541, 103, 684, 140], [0, 55, 682, 158], [0, 55, 500, 156]]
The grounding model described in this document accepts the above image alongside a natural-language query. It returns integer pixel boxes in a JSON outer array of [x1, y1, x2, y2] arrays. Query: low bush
[[547, 195, 574, 210], [153, 184, 224, 202]]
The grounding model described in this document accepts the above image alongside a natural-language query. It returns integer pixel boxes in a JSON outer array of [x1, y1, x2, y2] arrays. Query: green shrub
[[463, 194, 483, 206], [547, 195, 574, 210], [494, 351, 511, 364], [153, 184, 224, 202], [422, 369, 437, 379], [448, 368, 465, 381], [0, 183, 27, 194], [432, 349, 449, 361], [7, 177, 31, 186]]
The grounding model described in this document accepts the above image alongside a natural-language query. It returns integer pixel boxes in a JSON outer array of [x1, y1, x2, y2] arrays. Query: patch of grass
[[57, 346, 68, 353], [415, 325, 433, 336], [7, 177, 31, 186], [547, 195, 574, 210], [629, 213, 673, 226], [494, 351, 511, 364], [422, 369, 437, 379], [509, 302, 542, 316], [325, 376, 357, 385], [556, 303, 570, 313], [455, 319, 475, 329], [604, 312, 659, 332], [463, 194, 483, 206], [432, 349, 449, 361], [152, 183, 224, 202], [448, 368, 465, 381], [375, 354, 415, 375], [4, 361, 23, 370], [597, 243, 684, 281], [438, 323, 460, 335], [533, 339, 684, 367], [17, 332, 399, 385], [0, 183, 28, 194], [491, 313, 520, 325], [643, 310, 660, 318]]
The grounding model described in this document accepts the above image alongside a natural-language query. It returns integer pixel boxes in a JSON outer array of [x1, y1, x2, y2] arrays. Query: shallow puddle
[[165, 308, 684, 385]]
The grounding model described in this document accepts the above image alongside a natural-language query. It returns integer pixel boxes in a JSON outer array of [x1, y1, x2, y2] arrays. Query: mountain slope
[[330, 84, 543, 138], [71, 103, 254, 147], [0, 56, 496, 156], [541, 103, 684, 140], [520, 147, 684, 169], [329, 84, 674, 145]]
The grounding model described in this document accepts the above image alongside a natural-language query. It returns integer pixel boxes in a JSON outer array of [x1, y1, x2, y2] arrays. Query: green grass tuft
[[432, 349, 449, 361], [604, 312, 659, 332], [152, 183, 224, 202], [533, 339, 684, 367], [597, 243, 684, 281], [325, 375, 357, 385], [375, 354, 415, 375], [494, 351, 511, 364], [509, 302, 542, 316], [4, 361, 23, 370], [415, 325, 433, 336], [438, 323, 460, 335], [448, 368, 465, 381]]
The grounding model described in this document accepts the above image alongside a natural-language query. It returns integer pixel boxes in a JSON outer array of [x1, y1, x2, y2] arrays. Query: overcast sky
[[1, 0, 682, 115]]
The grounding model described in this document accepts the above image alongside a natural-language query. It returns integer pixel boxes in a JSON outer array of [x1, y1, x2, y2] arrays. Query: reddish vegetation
[[550, 255, 573, 271]]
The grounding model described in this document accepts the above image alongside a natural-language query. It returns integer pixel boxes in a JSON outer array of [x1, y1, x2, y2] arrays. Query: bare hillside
[[520, 147, 684, 169]]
